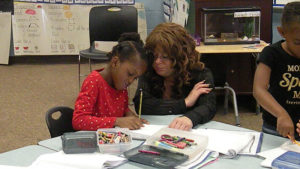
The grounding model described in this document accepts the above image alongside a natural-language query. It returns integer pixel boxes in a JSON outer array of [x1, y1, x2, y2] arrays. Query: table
[[1, 115, 288, 169], [196, 41, 269, 117], [0, 145, 55, 167], [36, 115, 288, 169], [38, 115, 181, 152], [196, 41, 268, 54]]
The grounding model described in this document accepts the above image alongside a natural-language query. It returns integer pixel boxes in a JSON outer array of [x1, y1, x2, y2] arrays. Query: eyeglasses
[[153, 55, 170, 62]]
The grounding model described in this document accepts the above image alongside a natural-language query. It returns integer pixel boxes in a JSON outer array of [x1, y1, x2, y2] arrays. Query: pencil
[[138, 89, 143, 119], [287, 134, 300, 147]]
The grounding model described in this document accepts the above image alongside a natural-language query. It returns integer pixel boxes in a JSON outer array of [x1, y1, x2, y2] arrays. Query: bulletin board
[[12, 2, 147, 55], [14, 0, 135, 5], [273, 0, 300, 6]]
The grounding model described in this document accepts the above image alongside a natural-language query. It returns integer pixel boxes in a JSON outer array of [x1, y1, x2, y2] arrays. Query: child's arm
[[253, 63, 294, 139], [297, 120, 300, 136]]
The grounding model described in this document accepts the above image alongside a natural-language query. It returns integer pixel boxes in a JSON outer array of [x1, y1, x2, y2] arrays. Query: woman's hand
[[277, 113, 295, 139], [296, 120, 300, 136], [185, 80, 212, 107], [169, 116, 193, 131], [115, 116, 148, 130]]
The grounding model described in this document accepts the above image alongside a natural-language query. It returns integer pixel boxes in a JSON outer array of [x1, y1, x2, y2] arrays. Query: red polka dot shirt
[[72, 69, 129, 131]]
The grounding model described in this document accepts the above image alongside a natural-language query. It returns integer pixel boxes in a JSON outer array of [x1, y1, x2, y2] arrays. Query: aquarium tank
[[199, 7, 261, 45]]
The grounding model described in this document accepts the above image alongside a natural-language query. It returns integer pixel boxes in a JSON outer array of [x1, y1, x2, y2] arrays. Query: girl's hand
[[168, 116, 193, 131], [277, 114, 295, 139], [125, 110, 138, 117], [115, 116, 148, 130], [125, 110, 149, 125], [296, 120, 300, 136], [185, 80, 212, 108]]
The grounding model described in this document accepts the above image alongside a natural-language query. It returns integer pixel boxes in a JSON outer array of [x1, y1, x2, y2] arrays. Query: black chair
[[45, 106, 75, 138], [78, 5, 138, 89]]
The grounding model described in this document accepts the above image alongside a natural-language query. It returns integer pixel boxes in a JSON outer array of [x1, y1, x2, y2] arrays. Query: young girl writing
[[253, 2, 300, 140], [72, 33, 148, 130]]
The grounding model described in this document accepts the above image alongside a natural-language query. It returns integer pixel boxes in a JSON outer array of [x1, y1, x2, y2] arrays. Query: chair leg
[[89, 58, 92, 72], [256, 102, 261, 115], [224, 86, 240, 126], [224, 87, 229, 115], [78, 54, 81, 91]]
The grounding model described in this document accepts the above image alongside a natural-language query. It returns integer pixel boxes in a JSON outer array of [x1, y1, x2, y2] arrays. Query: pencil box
[[61, 132, 98, 154]]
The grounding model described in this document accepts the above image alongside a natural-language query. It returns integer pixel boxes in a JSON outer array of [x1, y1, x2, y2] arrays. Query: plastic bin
[[97, 128, 132, 154], [61, 131, 97, 154]]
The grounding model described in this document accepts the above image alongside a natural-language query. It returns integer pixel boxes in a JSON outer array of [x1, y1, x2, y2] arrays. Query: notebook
[[192, 128, 263, 157], [271, 151, 300, 169]]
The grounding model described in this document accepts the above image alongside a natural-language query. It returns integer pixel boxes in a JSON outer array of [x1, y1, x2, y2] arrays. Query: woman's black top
[[133, 68, 216, 127]]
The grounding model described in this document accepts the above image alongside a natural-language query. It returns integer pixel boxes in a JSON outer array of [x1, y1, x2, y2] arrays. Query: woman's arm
[[183, 69, 216, 126], [253, 63, 294, 138]]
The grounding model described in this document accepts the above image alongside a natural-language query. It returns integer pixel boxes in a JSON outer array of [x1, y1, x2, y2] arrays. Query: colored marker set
[[97, 128, 132, 154], [158, 134, 197, 149]]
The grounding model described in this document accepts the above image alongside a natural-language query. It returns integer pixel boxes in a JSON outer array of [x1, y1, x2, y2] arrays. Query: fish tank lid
[[201, 7, 261, 13]]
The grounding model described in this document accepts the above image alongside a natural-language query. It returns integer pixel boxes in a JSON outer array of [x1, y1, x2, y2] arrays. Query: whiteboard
[[12, 2, 147, 55], [274, 0, 300, 6]]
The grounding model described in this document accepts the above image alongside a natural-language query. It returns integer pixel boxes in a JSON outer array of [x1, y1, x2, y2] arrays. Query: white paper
[[30, 151, 127, 169], [275, 0, 299, 5], [257, 147, 287, 168], [94, 41, 117, 52], [281, 140, 300, 153], [0, 165, 29, 169], [129, 124, 165, 140], [0, 12, 11, 64]]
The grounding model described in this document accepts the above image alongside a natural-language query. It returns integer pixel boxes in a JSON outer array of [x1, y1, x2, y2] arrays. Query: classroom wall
[[9, 0, 165, 57], [9, 1, 282, 57], [136, 0, 164, 35], [272, 7, 283, 43]]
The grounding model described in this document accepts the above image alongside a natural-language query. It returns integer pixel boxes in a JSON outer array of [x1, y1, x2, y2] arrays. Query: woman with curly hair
[[133, 23, 216, 130]]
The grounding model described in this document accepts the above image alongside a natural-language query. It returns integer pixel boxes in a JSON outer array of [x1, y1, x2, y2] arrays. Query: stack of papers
[[176, 150, 219, 169]]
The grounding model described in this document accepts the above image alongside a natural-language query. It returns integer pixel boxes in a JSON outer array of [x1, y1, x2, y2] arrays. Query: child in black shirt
[[253, 2, 300, 140]]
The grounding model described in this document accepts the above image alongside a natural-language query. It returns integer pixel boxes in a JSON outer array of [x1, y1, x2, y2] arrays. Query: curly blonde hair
[[145, 23, 205, 98]]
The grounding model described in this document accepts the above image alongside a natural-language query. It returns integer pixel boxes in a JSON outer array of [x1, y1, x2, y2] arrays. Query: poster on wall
[[163, 0, 190, 27], [274, 0, 300, 6], [12, 2, 147, 55]]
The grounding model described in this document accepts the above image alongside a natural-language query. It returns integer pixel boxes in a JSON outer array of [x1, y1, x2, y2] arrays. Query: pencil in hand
[[138, 88, 143, 119]]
